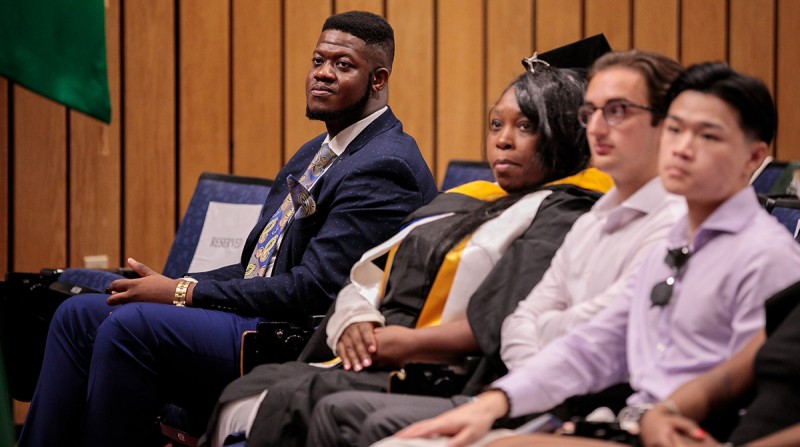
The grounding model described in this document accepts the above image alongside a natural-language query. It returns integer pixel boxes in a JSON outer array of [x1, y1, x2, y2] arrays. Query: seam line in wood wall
[[432, 0, 439, 179], [7, 81, 15, 270], [65, 104, 72, 265], [724, 0, 730, 62], [772, 0, 779, 156], [531, 0, 536, 56], [280, 0, 286, 168], [228, 0, 234, 174], [580, 0, 586, 38], [629, 0, 634, 49], [481, 0, 488, 160], [119, 0, 127, 268], [174, 0, 182, 232], [677, 0, 683, 62]]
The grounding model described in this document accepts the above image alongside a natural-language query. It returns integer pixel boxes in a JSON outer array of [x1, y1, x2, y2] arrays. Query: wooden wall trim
[[681, 0, 727, 65], [5, 0, 800, 287], [12, 87, 67, 272], [179, 0, 231, 215], [232, 0, 284, 179], [436, 0, 486, 180], [123, 0, 176, 271], [69, 0, 121, 268], [283, 0, 329, 163], [387, 0, 435, 171], [0, 78, 7, 274], [777, 0, 800, 161]]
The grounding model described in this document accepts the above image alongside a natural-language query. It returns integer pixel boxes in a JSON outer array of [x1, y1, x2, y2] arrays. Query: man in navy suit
[[19, 11, 437, 447]]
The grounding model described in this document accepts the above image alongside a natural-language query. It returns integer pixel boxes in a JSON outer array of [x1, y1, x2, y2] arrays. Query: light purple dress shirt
[[500, 178, 686, 368], [494, 186, 800, 417]]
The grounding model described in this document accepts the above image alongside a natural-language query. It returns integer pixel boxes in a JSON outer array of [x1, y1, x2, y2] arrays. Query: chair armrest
[[387, 356, 483, 397], [239, 315, 326, 375]]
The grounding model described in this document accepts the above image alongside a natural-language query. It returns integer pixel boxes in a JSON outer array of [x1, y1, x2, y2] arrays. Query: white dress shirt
[[500, 177, 686, 368]]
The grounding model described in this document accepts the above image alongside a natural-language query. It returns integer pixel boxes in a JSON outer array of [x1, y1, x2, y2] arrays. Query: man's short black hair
[[666, 62, 776, 145], [322, 10, 394, 68]]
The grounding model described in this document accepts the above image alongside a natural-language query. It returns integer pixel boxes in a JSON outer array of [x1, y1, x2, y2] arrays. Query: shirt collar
[[667, 186, 761, 251], [322, 106, 388, 156], [594, 177, 670, 233]]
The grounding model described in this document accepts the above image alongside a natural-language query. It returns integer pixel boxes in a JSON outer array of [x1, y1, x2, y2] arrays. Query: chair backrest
[[440, 160, 495, 191], [162, 173, 273, 278], [751, 157, 781, 194], [769, 197, 800, 238], [751, 160, 789, 194]]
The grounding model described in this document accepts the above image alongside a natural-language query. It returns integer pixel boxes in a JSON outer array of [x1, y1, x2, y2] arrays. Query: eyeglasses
[[577, 100, 658, 128], [650, 246, 691, 308]]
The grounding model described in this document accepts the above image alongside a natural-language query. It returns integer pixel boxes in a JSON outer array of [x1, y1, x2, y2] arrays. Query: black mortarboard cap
[[523, 34, 612, 71]]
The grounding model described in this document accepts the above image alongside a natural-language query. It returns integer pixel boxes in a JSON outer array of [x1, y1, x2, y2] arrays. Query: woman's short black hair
[[666, 62, 776, 145], [507, 65, 591, 183]]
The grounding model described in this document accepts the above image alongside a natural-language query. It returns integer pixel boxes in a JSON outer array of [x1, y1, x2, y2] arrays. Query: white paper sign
[[188, 201, 263, 273]]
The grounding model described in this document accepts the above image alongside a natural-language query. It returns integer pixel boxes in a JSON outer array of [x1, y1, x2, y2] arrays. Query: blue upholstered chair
[[1, 173, 271, 401], [751, 160, 789, 195], [59, 172, 273, 290], [440, 160, 495, 191], [769, 197, 800, 238]]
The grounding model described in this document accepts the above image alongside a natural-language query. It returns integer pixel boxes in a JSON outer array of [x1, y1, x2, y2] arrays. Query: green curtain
[[0, 0, 111, 123], [0, 348, 13, 447]]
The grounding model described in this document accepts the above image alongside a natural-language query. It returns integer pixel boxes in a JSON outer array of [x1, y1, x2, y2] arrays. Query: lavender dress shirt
[[494, 186, 800, 417]]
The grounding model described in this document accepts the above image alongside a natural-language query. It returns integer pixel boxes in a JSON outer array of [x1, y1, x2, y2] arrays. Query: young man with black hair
[[19, 11, 437, 447]]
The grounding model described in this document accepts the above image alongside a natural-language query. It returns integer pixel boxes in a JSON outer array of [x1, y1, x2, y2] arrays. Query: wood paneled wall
[[3, 0, 800, 425], [3, 0, 800, 291]]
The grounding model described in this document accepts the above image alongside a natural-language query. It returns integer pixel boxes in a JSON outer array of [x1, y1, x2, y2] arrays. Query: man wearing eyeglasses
[[382, 55, 800, 447]]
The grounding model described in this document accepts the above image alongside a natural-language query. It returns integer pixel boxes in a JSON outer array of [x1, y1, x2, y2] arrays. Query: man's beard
[[306, 76, 372, 122]]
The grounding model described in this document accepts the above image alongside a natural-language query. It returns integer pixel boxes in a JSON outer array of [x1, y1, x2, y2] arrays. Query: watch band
[[174, 279, 191, 307]]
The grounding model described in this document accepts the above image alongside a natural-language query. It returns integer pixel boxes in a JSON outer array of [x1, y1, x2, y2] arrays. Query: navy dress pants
[[18, 293, 260, 447]]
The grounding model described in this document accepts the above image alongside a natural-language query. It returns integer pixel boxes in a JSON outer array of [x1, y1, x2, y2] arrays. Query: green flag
[[0, 0, 111, 123]]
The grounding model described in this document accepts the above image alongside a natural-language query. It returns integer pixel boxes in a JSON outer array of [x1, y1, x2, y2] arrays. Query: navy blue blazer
[[190, 108, 437, 319]]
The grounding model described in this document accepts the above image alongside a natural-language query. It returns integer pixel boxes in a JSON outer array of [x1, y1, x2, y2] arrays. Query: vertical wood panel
[[436, 0, 485, 180], [335, 0, 383, 14], [535, 0, 582, 51], [0, 78, 7, 274], [124, 0, 176, 271], [487, 0, 533, 106], [232, 0, 283, 179], [9, 0, 800, 293], [729, 0, 775, 93], [284, 1, 330, 162], [681, 0, 727, 65], [633, 0, 678, 58], [69, 0, 121, 268], [13, 88, 67, 271], [777, 0, 800, 160], [585, 0, 632, 50], [387, 0, 435, 170], [179, 0, 231, 213], [13, 401, 27, 428]]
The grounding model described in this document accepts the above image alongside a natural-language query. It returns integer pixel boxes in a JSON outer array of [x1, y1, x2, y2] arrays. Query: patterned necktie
[[244, 143, 337, 278]]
